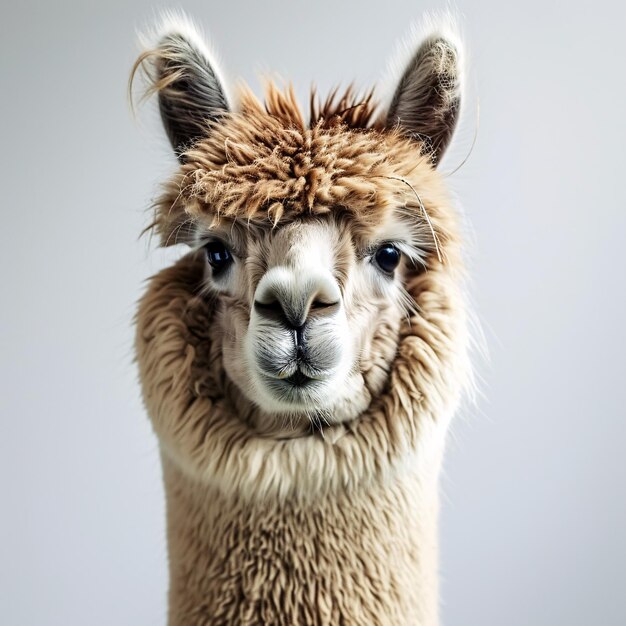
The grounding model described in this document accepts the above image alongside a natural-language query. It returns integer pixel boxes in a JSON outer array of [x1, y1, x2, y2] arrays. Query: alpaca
[[133, 12, 472, 626]]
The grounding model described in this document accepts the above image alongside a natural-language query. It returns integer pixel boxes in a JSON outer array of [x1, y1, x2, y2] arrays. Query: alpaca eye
[[204, 241, 232, 274], [374, 244, 401, 274]]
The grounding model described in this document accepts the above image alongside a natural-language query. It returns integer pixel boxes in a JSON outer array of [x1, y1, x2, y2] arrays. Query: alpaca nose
[[253, 267, 340, 329]]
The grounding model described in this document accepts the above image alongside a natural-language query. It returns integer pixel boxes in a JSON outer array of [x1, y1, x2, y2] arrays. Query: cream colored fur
[[133, 11, 471, 625]]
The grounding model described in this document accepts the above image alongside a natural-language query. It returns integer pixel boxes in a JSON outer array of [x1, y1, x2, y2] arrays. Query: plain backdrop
[[1, 1, 625, 624]]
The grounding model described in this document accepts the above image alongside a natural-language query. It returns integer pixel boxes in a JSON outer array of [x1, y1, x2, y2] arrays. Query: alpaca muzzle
[[246, 269, 352, 409]]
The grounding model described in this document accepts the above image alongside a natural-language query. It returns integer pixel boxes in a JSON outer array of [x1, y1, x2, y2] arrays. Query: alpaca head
[[133, 13, 465, 435]]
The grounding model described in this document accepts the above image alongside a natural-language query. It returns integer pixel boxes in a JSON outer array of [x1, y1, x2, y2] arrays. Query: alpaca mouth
[[259, 368, 323, 405], [283, 370, 313, 387], [249, 318, 349, 409], [269, 368, 318, 391]]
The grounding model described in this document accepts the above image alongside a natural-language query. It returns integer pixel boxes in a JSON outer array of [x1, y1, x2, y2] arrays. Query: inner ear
[[385, 26, 463, 165], [134, 13, 230, 161]]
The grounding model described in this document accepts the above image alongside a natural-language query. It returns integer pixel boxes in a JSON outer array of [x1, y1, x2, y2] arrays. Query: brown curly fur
[[149, 84, 453, 266]]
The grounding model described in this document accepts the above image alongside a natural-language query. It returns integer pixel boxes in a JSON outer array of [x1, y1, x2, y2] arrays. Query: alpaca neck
[[136, 256, 468, 626], [162, 454, 442, 626]]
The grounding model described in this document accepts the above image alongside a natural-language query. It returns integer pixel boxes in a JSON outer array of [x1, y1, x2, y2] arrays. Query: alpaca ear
[[385, 21, 463, 165], [135, 13, 230, 161]]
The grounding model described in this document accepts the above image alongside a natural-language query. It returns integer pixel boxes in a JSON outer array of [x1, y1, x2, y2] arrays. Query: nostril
[[254, 299, 283, 315], [310, 299, 340, 314], [256, 296, 306, 330]]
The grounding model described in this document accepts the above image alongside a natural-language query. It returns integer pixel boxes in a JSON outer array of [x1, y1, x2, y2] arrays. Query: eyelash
[[361, 241, 402, 258], [196, 236, 239, 257]]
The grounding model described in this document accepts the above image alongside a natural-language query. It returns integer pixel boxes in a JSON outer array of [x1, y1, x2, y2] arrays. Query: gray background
[[1, 1, 624, 624]]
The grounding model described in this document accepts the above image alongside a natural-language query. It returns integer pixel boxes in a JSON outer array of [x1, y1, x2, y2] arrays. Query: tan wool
[[133, 11, 471, 626]]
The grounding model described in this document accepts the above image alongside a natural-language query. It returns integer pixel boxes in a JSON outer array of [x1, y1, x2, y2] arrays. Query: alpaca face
[[194, 213, 420, 422], [133, 12, 463, 428], [207, 219, 355, 418]]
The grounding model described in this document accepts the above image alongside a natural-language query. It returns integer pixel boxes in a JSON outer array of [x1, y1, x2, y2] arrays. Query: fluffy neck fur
[[162, 454, 440, 625], [136, 244, 469, 624]]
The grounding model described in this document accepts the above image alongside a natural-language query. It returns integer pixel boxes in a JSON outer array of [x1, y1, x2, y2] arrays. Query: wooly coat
[[133, 11, 472, 626]]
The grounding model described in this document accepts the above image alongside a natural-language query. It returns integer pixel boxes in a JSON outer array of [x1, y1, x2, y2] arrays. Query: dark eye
[[204, 240, 232, 275], [374, 244, 401, 274]]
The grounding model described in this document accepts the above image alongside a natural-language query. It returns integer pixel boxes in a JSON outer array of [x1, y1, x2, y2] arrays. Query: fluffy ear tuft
[[131, 11, 230, 161], [383, 14, 464, 165]]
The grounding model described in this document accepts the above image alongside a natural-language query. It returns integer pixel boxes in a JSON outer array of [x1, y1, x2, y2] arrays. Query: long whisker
[[375, 175, 443, 263], [445, 97, 480, 178]]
